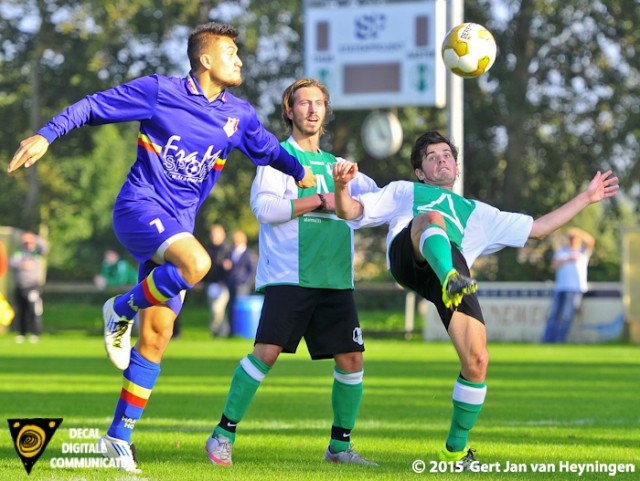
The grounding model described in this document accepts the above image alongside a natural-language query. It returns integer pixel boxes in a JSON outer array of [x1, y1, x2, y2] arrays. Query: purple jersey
[[37, 72, 304, 230]]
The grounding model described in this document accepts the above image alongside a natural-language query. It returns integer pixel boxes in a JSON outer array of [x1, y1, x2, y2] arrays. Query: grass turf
[[0, 334, 638, 480]]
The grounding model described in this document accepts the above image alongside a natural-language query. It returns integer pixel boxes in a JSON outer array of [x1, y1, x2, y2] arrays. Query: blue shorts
[[113, 199, 192, 315]]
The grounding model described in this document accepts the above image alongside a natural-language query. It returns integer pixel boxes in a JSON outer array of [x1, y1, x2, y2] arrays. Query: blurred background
[[0, 0, 638, 337]]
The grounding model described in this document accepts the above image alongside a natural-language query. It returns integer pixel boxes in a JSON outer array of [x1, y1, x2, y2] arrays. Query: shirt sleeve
[[250, 165, 295, 224], [37, 76, 159, 143], [464, 200, 534, 264], [347, 181, 407, 229], [349, 171, 380, 197], [235, 108, 304, 181]]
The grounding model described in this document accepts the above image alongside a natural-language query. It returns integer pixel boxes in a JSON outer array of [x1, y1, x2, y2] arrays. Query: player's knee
[[194, 251, 212, 280], [252, 343, 282, 367], [463, 349, 489, 382], [411, 212, 445, 244], [335, 351, 363, 372], [473, 351, 489, 379], [414, 211, 444, 230], [181, 251, 211, 284]]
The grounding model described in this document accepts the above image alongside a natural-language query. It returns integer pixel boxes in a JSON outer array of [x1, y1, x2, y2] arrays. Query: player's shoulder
[[394, 179, 418, 192], [122, 74, 178, 96], [221, 90, 255, 114]]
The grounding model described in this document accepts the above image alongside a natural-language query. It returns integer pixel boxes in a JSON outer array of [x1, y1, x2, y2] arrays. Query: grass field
[[0, 332, 638, 481]]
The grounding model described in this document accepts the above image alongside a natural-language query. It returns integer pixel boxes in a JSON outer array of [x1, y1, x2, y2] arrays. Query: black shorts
[[388, 222, 484, 331], [255, 285, 364, 360]]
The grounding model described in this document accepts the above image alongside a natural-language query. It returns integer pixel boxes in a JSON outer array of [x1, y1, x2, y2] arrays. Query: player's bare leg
[[103, 235, 209, 369], [439, 312, 488, 468]]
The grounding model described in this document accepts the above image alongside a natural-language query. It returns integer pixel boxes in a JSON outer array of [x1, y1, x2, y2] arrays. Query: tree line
[[0, 0, 636, 283]]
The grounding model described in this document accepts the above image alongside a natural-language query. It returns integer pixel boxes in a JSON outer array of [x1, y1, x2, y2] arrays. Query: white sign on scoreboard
[[304, 0, 446, 110]]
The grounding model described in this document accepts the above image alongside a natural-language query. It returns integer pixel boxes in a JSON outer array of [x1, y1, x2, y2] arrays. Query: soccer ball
[[441, 23, 497, 78]]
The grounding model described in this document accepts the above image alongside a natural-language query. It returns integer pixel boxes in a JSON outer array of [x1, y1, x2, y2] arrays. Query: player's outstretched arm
[[529, 170, 619, 239], [8, 135, 50, 173], [333, 160, 364, 220], [295, 166, 316, 189]]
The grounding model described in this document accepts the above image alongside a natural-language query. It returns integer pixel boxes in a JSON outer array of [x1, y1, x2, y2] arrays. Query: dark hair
[[410, 130, 458, 170], [187, 23, 238, 71], [281, 78, 332, 135]]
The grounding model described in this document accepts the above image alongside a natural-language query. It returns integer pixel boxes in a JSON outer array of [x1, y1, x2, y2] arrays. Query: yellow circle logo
[[16, 424, 46, 458]]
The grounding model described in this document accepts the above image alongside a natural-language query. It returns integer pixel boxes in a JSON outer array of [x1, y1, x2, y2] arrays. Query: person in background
[[9, 231, 49, 344], [542, 227, 595, 343], [224, 229, 257, 332], [203, 224, 232, 337], [0, 239, 7, 278], [0, 239, 14, 330], [94, 249, 138, 290]]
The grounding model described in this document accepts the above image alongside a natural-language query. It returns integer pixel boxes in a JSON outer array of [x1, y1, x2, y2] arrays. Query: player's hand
[[8, 134, 50, 173], [295, 166, 316, 189], [321, 192, 336, 212], [586, 170, 618, 203], [332, 160, 358, 186]]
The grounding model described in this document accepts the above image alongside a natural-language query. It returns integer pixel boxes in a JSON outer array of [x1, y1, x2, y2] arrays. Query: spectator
[[9, 231, 49, 343], [94, 249, 138, 290], [203, 224, 232, 337], [542, 228, 596, 343], [0, 238, 7, 278], [225, 230, 257, 332], [0, 239, 14, 330]]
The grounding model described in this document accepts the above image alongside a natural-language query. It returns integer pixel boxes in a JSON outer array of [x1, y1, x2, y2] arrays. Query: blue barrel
[[231, 295, 264, 339]]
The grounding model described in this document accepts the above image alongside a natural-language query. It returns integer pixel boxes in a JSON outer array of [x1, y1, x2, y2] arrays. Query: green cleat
[[439, 445, 477, 470], [442, 270, 478, 309]]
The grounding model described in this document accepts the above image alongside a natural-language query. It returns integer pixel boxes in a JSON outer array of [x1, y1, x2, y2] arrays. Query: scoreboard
[[304, 0, 446, 109]]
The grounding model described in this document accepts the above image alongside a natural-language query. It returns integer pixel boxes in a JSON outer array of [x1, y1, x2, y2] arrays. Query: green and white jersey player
[[251, 138, 376, 290], [206, 78, 379, 467], [333, 130, 618, 468]]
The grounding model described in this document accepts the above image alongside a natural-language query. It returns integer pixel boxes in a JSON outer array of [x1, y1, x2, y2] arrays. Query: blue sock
[[107, 349, 160, 443], [114, 264, 192, 320]]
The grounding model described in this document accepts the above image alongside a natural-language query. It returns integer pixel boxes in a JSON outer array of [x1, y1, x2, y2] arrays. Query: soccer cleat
[[439, 445, 477, 470], [97, 434, 141, 473], [442, 270, 478, 309], [103, 297, 134, 370], [324, 445, 378, 466], [205, 433, 233, 466]]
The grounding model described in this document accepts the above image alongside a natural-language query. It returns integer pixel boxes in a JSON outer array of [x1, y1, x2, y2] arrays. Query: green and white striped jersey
[[348, 180, 534, 269], [250, 138, 378, 290]]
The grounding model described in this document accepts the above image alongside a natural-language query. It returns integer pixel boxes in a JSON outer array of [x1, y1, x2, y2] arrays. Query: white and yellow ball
[[441, 22, 497, 78]]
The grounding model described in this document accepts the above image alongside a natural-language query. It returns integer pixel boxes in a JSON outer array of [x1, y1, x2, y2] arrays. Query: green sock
[[420, 224, 454, 284], [446, 376, 487, 452], [330, 368, 363, 453], [214, 354, 271, 443]]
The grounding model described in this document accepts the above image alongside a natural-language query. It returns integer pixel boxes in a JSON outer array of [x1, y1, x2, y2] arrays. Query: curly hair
[[410, 130, 458, 170]]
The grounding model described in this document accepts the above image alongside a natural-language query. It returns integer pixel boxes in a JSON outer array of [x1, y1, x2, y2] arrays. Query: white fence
[[423, 282, 624, 343]]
